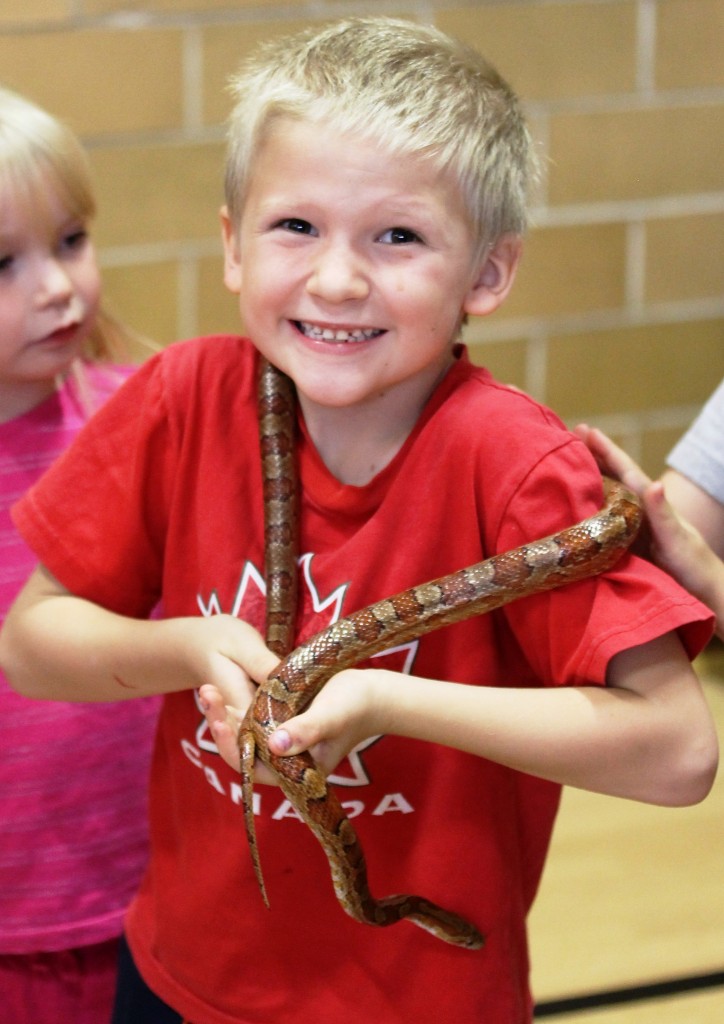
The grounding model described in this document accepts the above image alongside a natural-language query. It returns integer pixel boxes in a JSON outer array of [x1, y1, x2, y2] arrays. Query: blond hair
[[0, 86, 141, 364], [225, 17, 535, 254]]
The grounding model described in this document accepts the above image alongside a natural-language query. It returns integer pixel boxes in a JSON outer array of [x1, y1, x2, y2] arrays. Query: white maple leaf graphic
[[194, 553, 420, 786]]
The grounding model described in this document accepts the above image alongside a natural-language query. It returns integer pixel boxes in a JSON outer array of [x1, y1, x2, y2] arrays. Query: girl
[[0, 86, 160, 1024]]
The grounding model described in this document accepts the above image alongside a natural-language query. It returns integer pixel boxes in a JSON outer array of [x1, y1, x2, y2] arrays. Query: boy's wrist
[[361, 668, 416, 738]]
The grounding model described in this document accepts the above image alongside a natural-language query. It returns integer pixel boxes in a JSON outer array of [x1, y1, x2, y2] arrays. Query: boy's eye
[[277, 218, 316, 236], [0, 254, 14, 273], [379, 226, 422, 245]]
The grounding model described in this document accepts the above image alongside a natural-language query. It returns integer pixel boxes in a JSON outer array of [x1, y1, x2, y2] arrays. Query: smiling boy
[[221, 117, 519, 485], [0, 18, 716, 1024]]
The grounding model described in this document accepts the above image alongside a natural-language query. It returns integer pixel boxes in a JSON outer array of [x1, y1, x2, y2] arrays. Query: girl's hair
[[225, 17, 536, 254], [0, 85, 140, 364]]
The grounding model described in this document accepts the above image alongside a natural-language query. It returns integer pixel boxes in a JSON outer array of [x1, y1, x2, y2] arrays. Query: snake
[[238, 358, 642, 951]]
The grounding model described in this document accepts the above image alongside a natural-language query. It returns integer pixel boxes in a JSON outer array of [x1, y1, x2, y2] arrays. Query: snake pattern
[[238, 359, 642, 950], [258, 359, 299, 658]]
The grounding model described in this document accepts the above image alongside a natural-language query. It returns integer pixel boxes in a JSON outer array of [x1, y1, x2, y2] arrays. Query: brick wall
[[2, 0, 722, 474]]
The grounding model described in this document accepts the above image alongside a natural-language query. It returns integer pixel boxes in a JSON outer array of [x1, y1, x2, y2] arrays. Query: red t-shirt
[[14, 337, 712, 1024]]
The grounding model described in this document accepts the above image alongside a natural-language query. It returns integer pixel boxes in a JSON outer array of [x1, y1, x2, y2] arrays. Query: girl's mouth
[[295, 320, 384, 344], [42, 322, 81, 345]]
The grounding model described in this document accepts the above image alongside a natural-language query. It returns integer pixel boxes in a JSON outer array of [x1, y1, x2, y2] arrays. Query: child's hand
[[574, 423, 653, 495], [575, 424, 723, 612], [200, 667, 384, 780], [179, 613, 278, 707]]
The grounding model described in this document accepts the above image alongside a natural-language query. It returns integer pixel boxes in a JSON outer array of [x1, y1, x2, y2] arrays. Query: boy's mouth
[[295, 320, 384, 344]]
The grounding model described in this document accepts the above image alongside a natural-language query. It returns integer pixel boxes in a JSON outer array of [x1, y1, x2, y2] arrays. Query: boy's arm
[[204, 629, 718, 807], [0, 564, 279, 706]]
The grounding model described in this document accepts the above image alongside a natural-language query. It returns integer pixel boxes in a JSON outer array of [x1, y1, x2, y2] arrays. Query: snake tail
[[247, 721, 484, 948]]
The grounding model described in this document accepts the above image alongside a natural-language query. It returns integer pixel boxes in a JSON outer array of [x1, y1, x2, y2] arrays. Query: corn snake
[[238, 358, 642, 950]]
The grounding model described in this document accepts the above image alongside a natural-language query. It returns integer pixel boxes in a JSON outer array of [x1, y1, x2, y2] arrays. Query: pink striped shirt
[[0, 365, 160, 953]]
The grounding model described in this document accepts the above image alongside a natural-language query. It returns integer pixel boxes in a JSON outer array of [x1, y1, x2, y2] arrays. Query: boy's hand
[[179, 614, 279, 708], [199, 667, 384, 781]]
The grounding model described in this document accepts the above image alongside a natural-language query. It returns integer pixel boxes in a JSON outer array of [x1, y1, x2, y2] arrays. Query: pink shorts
[[0, 937, 120, 1024]]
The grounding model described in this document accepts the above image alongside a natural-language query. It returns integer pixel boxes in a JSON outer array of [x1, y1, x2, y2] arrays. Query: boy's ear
[[220, 206, 242, 294], [463, 233, 523, 318]]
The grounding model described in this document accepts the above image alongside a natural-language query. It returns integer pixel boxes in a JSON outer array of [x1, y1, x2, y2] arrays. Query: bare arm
[[660, 467, 724, 559], [0, 564, 279, 706], [204, 629, 718, 808]]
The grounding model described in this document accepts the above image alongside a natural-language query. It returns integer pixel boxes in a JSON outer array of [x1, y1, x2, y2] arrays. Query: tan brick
[[197, 254, 243, 338], [90, 142, 226, 247], [546, 319, 724, 420], [102, 262, 179, 350], [0, 0, 68, 25], [83, 0, 294, 11], [550, 105, 724, 204], [646, 213, 724, 303], [203, 19, 322, 126], [641, 425, 690, 479], [0, 29, 183, 136], [438, 2, 636, 101], [657, 0, 724, 89], [466, 338, 529, 392], [496, 224, 627, 319]]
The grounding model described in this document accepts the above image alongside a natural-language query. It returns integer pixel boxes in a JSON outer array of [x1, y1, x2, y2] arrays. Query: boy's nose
[[306, 245, 369, 303]]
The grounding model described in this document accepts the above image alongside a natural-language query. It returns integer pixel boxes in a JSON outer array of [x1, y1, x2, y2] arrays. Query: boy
[[0, 18, 717, 1024]]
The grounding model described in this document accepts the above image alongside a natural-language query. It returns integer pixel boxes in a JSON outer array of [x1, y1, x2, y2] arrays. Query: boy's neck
[[305, 407, 407, 485], [298, 367, 449, 486]]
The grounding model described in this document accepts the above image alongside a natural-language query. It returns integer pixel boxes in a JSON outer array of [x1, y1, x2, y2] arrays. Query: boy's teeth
[[299, 321, 380, 343]]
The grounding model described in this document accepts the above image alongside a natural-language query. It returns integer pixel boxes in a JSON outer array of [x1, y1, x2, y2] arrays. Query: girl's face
[[222, 119, 518, 444], [0, 178, 101, 421]]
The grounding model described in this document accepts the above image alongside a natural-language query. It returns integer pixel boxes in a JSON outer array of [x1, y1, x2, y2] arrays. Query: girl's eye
[[277, 218, 316, 236], [0, 254, 14, 274], [379, 226, 422, 245], [61, 228, 89, 252]]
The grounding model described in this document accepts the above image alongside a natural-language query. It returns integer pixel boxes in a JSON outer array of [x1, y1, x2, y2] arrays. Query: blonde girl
[[0, 86, 159, 1024]]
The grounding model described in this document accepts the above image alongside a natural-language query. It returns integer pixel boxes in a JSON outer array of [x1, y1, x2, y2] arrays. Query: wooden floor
[[529, 641, 724, 1023]]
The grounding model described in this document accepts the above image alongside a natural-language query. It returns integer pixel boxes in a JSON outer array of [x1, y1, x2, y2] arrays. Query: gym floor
[[529, 641, 724, 1022]]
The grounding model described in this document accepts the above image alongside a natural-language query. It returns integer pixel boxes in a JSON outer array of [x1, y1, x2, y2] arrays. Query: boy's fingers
[[268, 716, 319, 757], [208, 718, 242, 771], [198, 683, 224, 710], [268, 727, 293, 754]]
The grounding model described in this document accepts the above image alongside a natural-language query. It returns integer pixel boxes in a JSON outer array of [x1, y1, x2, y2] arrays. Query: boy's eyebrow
[[255, 193, 447, 220]]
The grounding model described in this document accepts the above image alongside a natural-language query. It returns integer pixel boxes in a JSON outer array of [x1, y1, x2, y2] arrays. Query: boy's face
[[222, 118, 517, 427]]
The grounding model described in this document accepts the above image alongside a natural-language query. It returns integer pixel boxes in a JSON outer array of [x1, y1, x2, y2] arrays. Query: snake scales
[[238, 358, 642, 950]]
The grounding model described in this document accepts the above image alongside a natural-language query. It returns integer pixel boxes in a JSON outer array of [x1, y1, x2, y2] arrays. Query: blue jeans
[[110, 934, 182, 1024]]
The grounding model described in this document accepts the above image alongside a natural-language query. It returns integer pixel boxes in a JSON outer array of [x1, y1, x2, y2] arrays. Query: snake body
[[239, 360, 642, 950], [258, 360, 299, 658]]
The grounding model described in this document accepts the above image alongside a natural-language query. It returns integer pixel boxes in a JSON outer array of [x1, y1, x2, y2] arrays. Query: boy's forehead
[[249, 117, 459, 198], [234, 127, 478, 258]]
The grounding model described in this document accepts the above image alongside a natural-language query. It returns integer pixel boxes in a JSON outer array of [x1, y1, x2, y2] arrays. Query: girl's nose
[[306, 244, 369, 303], [36, 257, 74, 306]]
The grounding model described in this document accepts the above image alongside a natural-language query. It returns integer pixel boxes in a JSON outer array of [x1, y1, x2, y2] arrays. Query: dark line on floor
[[534, 969, 724, 1017]]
